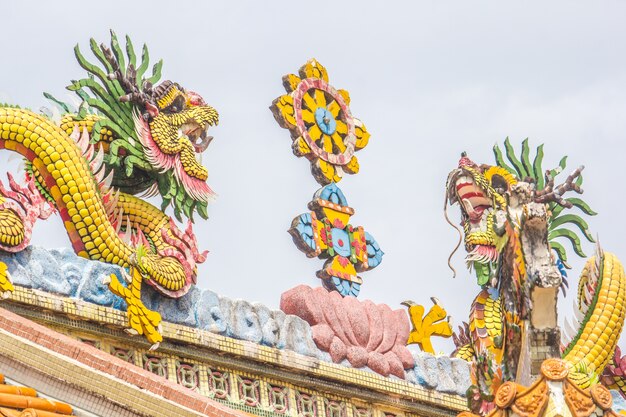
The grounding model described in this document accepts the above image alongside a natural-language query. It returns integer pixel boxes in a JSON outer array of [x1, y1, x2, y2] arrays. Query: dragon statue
[[445, 139, 626, 413], [0, 31, 218, 347]]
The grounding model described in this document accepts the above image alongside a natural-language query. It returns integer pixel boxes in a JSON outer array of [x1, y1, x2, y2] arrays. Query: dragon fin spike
[[564, 317, 575, 340], [69, 124, 80, 142], [101, 169, 114, 192], [111, 189, 121, 211], [134, 229, 142, 248], [103, 187, 119, 218], [595, 237, 603, 260], [561, 319, 570, 345], [90, 145, 105, 172], [115, 208, 124, 235], [121, 216, 133, 245], [590, 247, 602, 287], [76, 126, 90, 154], [122, 229, 132, 245], [93, 165, 105, 184], [131, 109, 145, 142], [138, 183, 158, 198], [102, 187, 112, 208], [125, 216, 135, 246], [83, 145, 94, 161], [560, 323, 569, 346]]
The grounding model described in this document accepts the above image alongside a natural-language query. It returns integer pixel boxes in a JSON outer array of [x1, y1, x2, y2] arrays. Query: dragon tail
[[562, 245, 626, 388]]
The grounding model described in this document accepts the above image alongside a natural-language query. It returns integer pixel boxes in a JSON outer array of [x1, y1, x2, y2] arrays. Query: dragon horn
[[101, 42, 157, 117]]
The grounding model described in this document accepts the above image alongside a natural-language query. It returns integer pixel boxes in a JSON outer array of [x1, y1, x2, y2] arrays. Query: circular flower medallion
[[292, 77, 356, 165], [271, 59, 371, 185], [495, 381, 517, 408], [590, 384, 612, 410], [540, 358, 569, 381]]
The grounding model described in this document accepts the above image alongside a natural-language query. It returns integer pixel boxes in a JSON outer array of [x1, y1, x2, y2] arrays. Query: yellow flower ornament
[[271, 59, 371, 185]]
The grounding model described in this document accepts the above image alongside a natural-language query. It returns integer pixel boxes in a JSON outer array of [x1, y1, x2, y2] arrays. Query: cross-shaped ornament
[[289, 184, 383, 297]]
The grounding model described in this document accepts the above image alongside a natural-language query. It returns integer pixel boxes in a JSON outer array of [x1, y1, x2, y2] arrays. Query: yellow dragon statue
[[0, 31, 219, 347], [445, 140, 626, 413]]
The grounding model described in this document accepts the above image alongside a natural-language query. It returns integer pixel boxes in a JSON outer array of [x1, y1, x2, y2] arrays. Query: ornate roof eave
[[0, 305, 253, 417], [459, 359, 617, 417], [1, 284, 468, 416]]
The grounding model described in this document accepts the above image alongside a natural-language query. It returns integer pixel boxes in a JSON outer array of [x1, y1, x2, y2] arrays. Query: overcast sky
[[1, 1, 626, 353]]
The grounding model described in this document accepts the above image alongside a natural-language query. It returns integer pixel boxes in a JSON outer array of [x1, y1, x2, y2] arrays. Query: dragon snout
[[193, 127, 213, 153]]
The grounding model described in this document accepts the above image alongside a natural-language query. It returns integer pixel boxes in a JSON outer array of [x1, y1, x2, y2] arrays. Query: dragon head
[[446, 153, 517, 285], [151, 81, 217, 155], [445, 140, 596, 289], [131, 79, 219, 206], [65, 32, 220, 221]]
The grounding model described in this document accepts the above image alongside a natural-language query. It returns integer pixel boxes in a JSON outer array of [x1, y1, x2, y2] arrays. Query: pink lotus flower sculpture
[[280, 285, 415, 378]]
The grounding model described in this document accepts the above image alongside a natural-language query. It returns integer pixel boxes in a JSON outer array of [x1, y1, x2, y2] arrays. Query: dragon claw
[[122, 270, 133, 284], [405, 298, 454, 353], [107, 271, 163, 346], [0, 262, 14, 299]]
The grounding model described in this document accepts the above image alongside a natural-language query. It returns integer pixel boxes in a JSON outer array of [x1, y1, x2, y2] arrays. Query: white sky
[[1, 1, 626, 353]]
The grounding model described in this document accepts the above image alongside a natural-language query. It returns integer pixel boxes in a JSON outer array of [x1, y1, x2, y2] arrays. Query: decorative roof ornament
[[459, 358, 620, 417], [444, 140, 626, 414], [402, 298, 453, 354], [272, 59, 382, 297], [0, 31, 218, 348], [270, 59, 371, 185], [289, 183, 383, 296]]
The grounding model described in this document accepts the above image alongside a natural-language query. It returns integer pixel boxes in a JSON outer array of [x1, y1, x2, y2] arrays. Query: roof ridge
[[0, 307, 248, 417]]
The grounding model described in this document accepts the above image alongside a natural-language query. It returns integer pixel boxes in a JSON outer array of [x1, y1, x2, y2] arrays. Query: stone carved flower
[[271, 59, 370, 185]]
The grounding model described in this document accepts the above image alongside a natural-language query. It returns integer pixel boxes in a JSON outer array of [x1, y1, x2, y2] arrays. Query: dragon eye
[[490, 174, 508, 194], [163, 95, 186, 114]]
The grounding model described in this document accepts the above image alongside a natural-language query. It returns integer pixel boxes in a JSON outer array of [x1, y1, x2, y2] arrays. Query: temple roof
[[0, 245, 471, 399]]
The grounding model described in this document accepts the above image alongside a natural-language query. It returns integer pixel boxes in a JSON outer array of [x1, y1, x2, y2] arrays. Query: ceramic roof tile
[[0, 374, 73, 416]]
